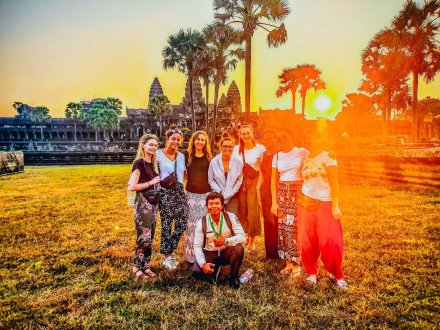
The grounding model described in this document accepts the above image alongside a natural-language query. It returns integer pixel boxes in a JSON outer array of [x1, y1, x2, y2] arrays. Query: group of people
[[127, 124, 347, 289]]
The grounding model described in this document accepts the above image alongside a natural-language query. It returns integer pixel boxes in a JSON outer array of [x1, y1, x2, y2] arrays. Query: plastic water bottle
[[239, 269, 254, 284], [127, 173, 135, 206]]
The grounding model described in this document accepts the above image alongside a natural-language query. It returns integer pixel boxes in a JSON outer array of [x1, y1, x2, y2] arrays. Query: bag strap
[[202, 215, 207, 249], [223, 211, 235, 236]]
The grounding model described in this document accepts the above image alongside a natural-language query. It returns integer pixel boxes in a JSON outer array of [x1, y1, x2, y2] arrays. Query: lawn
[[0, 165, 439, 329]]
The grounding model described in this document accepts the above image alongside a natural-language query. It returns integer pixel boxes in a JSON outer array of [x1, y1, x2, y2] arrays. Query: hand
[[202, 262, 215, 274], [271, 203, 279, 216], [257, 198, 262, 209], [149, 176, 160, 185], [127, 183, 135, 191], [332, 205, 342, 220], [214, 235, 225, 247]]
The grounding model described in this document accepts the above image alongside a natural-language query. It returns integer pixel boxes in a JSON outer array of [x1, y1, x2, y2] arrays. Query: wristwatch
[[224, 239, 229, 247]]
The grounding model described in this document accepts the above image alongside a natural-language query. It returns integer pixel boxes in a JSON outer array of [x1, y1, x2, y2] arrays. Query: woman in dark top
[[128, 134, 161, 281], [185, 130, 212, 263], [256, 129, 279, 259]]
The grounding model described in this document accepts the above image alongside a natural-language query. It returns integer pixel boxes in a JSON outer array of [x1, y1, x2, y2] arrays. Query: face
[[240, 127, 253, 143], [262, 132, 276, 150], [167, 133, 182, 150], [305, 134, 325, 152], [276, 132, 292, 150], [143, 138, 158, 156], [220, 140, 234, 156], [194, 133, 206, 151], [207, 198, 223, 216]]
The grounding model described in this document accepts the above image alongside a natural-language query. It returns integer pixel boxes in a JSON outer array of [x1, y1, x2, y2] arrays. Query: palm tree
[[361, 29, 410, 134], [276, 67, 299, 112], [149, 95, 173, 137], [204, 22, 243, 144], [214, 0, 291, 121], [13, 102, 23, 116], [106, 97, 123, 116], [162, 28, 203, 131], [293, 64, 326, 119], [85, 105, 119, 142], [193, 42, 216, 131], [65, 102, 84, 142], [31, 106, 51, 122], [338, 93, 376, 136], [391, 0, 440, 141]]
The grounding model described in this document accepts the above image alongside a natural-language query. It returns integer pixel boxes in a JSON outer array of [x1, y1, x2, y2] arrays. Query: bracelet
[[146, 181, 150, 188]]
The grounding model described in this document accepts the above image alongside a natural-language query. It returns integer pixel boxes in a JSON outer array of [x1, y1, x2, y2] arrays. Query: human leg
[[297, 205, 320, 277]]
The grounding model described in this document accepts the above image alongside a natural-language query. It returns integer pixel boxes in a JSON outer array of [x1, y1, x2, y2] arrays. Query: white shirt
[[156, 149, 185, 184], [208, 154, 243, 203], [193, 211, 246, 268], [302, 151, 337, 201], [272, 147, 309, 181], [233, 144, 265, 171]]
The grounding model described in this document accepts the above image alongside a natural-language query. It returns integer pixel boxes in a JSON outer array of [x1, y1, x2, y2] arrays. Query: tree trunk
[[301, 92, 307, 119], [205, 78, 209, 131], [245, 32, 252, 122], [160, 115, 163, 137], [211, 82, 220, 149], [412, 71, 418, 142], [291, 91, 296, 113], [385, 90, 391, 136], [189, 73, 196, 132]]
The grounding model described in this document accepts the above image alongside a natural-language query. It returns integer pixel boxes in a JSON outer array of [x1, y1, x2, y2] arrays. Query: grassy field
[[0, 165, 439, 329]]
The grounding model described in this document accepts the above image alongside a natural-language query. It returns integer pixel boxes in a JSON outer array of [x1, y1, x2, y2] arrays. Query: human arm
[[128, 169, 160, 191], [270, 167, 279, 216], [327, 165, 342, 220], [194, 218, 209, 269], [223, 213, 246, 247], [256, 170, 263, 208], [208, 161, 222, 193]]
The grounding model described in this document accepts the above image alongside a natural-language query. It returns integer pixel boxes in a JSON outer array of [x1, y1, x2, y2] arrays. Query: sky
[[0, 0, 439, 119]]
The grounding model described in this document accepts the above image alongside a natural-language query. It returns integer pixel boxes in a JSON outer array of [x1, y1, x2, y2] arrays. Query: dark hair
[[218, 131, 235, 148], [205, 192, 225, 206], [166, 124, 183, 139]]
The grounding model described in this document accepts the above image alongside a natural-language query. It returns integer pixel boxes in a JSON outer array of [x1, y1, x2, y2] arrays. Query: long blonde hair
[[187, 130, 212, 166], [238, 124, 256, 155], [134, 133, 159, 173]]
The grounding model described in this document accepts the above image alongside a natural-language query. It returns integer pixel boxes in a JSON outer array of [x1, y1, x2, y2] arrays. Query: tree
[[162, 28, 203, 132], [148, 95, 173, 137], [361, 29, 410, 134], [337, 93, 377, 136], [31, 106, 51, 122], [65, 102, 84, 142], [214, 0, 291, 121], [13, 102, 23, 116], [106, 97, 123, 115], [204, 22, 243, 144], [193, 42, 216, 131], [391, 0, 440, 142], [276, 67, 299, 112], [293, 64, 326, 119], [85, 105, 119, 141]]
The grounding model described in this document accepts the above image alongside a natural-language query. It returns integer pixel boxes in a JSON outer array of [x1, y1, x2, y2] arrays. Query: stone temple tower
[[148, 77, 164, 107], [226, 80, 242, 115]]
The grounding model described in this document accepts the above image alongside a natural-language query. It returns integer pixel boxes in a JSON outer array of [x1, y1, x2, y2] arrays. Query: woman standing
[[208, 133, 243, 216], [128, 134, 161, 280], [234, 124, 265, 250], [298, 129, 347, 288], [157, 125, 188, 270], [256, 129, 279, 259], [185, 130, 213, 263], [271, 129, 309, 276]]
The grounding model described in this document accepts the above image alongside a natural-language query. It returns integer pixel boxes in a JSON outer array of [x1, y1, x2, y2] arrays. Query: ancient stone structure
[[179, 78, 206, 129], [148, 77, 164, 107]]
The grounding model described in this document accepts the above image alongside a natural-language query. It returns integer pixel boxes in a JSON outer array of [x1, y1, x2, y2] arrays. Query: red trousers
[[298, 201, 344, 280]]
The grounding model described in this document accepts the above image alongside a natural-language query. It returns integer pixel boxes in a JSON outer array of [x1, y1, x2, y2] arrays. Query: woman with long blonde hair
[[233, 124, 265, 250], [128, 134, 161, 281], [184, 130, 213, 263]]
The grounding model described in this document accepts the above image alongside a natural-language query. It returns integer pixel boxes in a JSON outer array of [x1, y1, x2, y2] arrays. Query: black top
[[260, 151, 275, 198], [132, 158, 157, 191], [185, 154, 211, 194]]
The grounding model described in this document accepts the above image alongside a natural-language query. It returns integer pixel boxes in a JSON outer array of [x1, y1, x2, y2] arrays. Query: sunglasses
[[169, 129, 182, 134], [221, 145, 233, 149]]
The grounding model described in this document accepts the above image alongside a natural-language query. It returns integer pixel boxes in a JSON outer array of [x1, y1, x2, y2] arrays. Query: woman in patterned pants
[[128, 134, 161, 281]]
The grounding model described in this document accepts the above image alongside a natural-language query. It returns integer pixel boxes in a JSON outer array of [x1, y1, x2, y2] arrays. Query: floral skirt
[[185, 191, 210, 263], [276, 181, 302, 264]]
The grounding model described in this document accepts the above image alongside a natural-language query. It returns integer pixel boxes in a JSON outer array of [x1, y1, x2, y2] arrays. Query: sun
[[314, 95, 332, 111]]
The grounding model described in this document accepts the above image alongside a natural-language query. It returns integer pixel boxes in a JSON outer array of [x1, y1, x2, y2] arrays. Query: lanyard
[[207, 213, 224, 238]]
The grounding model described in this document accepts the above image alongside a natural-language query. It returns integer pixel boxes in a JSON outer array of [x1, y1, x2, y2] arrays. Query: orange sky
[[0, 0, 438, 119]]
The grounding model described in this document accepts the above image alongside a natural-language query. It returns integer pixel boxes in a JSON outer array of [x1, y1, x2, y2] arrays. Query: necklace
[[207, 213, 224, 238]]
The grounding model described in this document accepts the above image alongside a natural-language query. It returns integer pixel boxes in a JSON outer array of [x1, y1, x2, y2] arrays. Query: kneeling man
[[192, 192, 245, 288]]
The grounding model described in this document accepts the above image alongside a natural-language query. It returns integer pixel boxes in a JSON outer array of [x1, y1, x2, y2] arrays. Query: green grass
[[0, 165, 439, 329]]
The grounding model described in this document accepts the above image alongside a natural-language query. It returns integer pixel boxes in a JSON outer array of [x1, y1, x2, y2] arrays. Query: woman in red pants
[[298, 129, 348, 289]]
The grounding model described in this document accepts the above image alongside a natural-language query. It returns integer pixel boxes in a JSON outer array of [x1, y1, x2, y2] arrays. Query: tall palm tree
[[65, 102, 84, 142], [162, 28, 203, 131], [338, 92, 376, 136], [391, 0, 440, 141], [294, 64, 326, 119], [149, 95, 173, 137], [361, 29, 410, 134], [214, 0, 291, 121], [276, 67, 299, 112], [204, 22, 244, 144], [193, 42, 216, 131], [106, 97, 123, 116]]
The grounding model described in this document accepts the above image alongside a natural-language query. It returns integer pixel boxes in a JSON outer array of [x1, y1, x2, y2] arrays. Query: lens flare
[[314, 95, 332, 111]]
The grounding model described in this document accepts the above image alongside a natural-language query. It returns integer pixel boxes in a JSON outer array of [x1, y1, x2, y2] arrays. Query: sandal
[[305, 275, 317, 285], [144, 268, 157, 278], [290, 268, 302, 278], [133, 267, 149, 281]]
